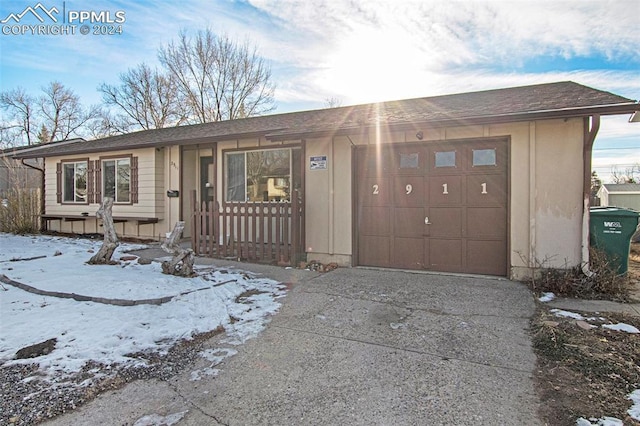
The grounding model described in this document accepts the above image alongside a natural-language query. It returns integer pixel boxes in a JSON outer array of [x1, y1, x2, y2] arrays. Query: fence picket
[[191, 190, 303, 265]]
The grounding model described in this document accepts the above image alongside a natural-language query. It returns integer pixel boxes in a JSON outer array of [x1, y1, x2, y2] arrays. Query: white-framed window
[[225, 148, 293, 202], [102, 158, 131, 203], [62, 161, 88, 203]]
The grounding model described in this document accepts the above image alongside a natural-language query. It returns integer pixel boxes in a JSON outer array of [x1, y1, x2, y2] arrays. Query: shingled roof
[[13, 81, 638, 159], [602, 183, 640, 193]]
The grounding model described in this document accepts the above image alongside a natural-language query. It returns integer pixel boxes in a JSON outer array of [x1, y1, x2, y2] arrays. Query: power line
[[593, 147, 640, 151]]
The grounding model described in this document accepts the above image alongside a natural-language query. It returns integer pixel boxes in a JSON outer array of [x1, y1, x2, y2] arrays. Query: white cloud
[[2, 0, 638, 123]]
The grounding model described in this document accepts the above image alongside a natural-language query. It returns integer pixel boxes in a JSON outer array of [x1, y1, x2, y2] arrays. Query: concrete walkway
[[45, 254, 543, 425]]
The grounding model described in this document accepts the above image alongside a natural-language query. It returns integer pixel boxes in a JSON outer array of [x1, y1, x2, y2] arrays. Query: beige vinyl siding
[[44, 147, 166, 239], [293, 118, 585, 279]]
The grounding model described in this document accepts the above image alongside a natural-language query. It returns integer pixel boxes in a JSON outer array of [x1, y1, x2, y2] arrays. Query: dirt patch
[[533, 246, 640, 425], [235, 289, 267, 304], [533, 307, 640, 425]]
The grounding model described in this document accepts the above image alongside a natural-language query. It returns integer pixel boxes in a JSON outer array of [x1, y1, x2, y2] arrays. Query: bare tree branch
[[1, 82, 98, 146], [158, 29, 275, 123], [610, 164, 640, 184], [39, 81, 100, 142], [99, 63, 187, 131], [0, 88, 36, 145]]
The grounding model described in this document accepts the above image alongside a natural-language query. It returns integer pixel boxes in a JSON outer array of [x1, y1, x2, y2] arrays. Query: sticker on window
[[473, 149, 497, 166], [435, 151, 456, 167]]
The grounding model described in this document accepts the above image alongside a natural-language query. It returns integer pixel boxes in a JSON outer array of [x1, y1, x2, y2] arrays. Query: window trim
[[60, 158, 90, 205], [223, 145, 301, 203], [99, 154, 133, 205]]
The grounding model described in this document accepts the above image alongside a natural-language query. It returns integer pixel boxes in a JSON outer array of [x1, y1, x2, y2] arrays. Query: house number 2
[[372, 184, 379, 195]]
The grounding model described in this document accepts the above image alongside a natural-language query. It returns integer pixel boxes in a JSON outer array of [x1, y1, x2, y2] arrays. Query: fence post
[[291, 192, 299, 265], [190, 190, 198, 255]]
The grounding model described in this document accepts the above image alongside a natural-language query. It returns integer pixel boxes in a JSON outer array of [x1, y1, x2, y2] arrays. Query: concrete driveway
[[45, 264, 542, 426]]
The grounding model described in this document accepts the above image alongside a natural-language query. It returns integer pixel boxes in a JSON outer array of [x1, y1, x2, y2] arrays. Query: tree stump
[[161, 221, 195, 277], [88, 197, 119, 265]]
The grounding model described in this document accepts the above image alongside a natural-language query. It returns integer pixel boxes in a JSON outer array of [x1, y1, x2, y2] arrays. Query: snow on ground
[[133, 410, 187, 426], [549, 309, 639, 335], [538, 292, 556, 302], [0, 233, 286, 381], [602, 322, 640, 333]]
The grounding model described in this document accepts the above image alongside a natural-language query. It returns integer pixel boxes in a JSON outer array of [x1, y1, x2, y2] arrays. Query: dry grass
[[0, 188, 41, 234], [533, 243, 640, 425], [533, 308, 640, 425]]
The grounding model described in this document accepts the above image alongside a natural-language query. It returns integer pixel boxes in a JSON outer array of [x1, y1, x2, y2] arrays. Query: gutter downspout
[[21, 158, 46, 232], [582, 114, 600, 277]]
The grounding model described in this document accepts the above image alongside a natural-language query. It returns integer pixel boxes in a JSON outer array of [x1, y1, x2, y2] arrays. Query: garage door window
[[473, 149, 496, 166], [435, 151, 456, 168], [400, 153, 419, 169]]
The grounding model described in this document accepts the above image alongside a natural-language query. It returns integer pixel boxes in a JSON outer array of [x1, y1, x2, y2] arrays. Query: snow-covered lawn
[[0, 233, 286, 379]]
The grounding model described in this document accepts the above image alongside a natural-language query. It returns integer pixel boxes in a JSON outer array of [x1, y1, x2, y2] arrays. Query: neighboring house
[[597, 183, 640, 211], [13, 81, 640, 279], [1, 140, 85, 193], [0, 146, 44, 192]]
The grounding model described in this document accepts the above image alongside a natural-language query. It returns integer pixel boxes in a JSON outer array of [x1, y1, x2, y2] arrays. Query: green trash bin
[[589, 207, 640, 274]]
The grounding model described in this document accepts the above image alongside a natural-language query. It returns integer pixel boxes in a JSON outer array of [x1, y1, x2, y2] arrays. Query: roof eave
[[12, 130, 284, 159], [266, 102, 640, 141]]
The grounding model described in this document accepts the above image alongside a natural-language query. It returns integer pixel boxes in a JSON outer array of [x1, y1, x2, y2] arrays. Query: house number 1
[[481, 182, 488, 194], [442, 183, 449, 194]]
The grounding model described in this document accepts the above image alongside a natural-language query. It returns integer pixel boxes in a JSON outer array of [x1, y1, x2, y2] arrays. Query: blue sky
[[1, 0, 639, 182]]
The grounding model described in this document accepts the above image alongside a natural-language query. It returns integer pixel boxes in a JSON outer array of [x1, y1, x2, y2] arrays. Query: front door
[[200, 156, 215, 206]]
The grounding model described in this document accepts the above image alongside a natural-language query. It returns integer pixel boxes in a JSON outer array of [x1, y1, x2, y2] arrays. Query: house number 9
[[372, 184, 379, 195], [405, 184, 413, 195]]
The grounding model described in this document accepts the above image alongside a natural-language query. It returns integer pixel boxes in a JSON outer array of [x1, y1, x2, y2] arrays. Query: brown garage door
[[356, 138, 508, 276]]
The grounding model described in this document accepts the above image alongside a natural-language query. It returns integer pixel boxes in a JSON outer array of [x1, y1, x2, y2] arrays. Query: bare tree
[[324, 97, 343, 108], [39, 82, 100, 142], [0, 82, 99, 146], [158, 29, 276, 123], [610, 164, 640, 184], [99, 63, 187, 132], [0, 88, 37, 145], [246, 150, 290, 200]]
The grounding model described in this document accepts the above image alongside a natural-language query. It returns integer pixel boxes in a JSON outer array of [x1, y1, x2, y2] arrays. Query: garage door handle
[[424, 217, 432, 225]]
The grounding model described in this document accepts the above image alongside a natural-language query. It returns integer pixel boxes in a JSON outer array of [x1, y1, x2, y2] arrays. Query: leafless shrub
[[521, 248, 632, 301], [0, 188, 40, 234]]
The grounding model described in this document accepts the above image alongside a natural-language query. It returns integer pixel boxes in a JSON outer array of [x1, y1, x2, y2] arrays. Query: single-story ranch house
[[14, 81, 639, 279]]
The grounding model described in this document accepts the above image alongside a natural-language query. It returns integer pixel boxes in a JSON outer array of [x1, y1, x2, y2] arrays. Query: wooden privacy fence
[[191, 190, 304, 265]]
